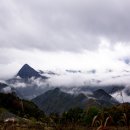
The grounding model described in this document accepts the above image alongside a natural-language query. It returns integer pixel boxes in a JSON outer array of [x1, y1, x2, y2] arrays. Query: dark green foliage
[[0, 91, 130, 129], [47, 103, 130, 127], [0, 92, 45, 120], [61, 108, 85, 124], [84, 106, 100, 125], [105, 103, 130, 126]]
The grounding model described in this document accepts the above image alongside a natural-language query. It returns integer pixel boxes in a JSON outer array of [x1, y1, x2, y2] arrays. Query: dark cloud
[[0, 0, 130, 51]]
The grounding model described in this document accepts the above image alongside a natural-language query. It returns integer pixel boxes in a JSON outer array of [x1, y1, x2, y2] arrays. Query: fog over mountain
[[0, 64, 128, 103], [0, 0, 130, 103]]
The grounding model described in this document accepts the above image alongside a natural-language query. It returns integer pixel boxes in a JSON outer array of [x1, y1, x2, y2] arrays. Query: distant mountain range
[[0, 81, 119, 114], [32, 88, 118, 114], [0, 63, 130, 114]]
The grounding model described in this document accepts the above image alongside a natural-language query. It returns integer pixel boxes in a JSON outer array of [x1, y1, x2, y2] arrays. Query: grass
[[0, 123, 130, 130]]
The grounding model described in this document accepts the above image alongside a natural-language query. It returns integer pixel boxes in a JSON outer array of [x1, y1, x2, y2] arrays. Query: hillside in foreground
[[0, 92, 45, 120]]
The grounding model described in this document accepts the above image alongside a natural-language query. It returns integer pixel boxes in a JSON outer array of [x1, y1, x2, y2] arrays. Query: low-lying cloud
[[1, 0, 130, 101]]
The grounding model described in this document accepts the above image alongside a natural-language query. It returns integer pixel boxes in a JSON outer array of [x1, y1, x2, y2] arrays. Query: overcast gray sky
[[1, 0, 130, 79]]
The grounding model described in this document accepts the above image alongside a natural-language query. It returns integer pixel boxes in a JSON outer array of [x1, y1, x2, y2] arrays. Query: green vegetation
[[0, 92, 130, 130], [0, 92, 45, 119], [44, 104, 130, 130]]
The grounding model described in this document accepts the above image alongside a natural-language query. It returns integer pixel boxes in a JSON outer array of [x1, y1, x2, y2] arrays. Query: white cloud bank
[[0, 0, 130, 83]]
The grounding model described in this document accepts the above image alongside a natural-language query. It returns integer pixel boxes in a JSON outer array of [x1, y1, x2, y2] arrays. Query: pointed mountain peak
[[22, 64, 30, 68], [17, 64, 47, 79], [93, 89, 114, 102], [19, 64, 35, 71]]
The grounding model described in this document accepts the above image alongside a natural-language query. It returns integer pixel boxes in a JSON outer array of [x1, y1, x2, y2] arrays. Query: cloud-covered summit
[[1, 0, 130, 79]]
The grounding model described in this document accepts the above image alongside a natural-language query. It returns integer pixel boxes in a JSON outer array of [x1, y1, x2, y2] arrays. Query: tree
[[84, 106, 100, 125]]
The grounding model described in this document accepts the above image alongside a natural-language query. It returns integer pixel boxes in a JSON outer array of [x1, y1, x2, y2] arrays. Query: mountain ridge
[[32, 88, 118, 114], [17, 64, 47, 79]]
